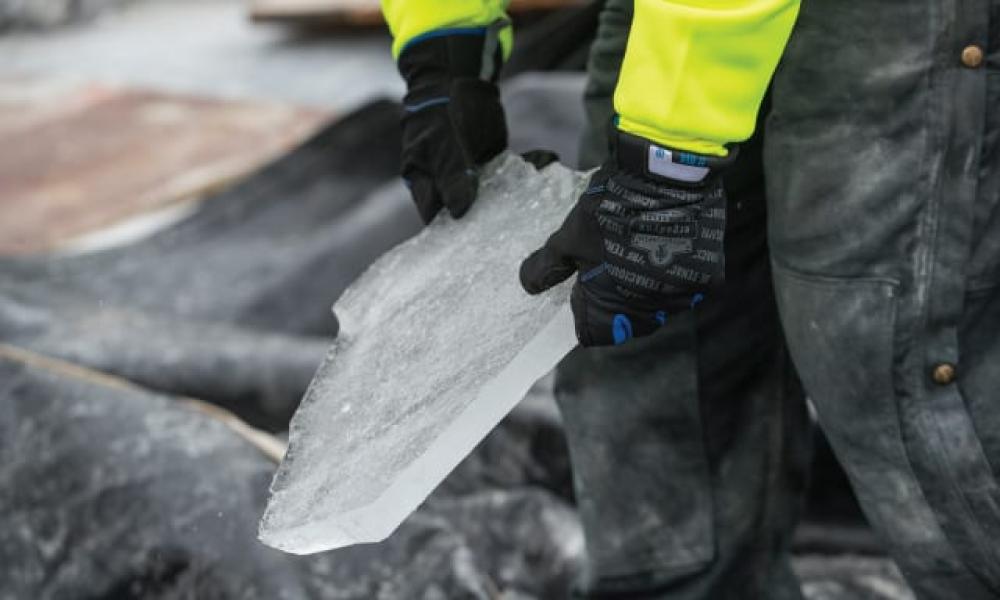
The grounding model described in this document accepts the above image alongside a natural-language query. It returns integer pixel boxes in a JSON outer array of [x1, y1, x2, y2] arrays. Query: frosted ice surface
[[259, 153, 588, 554]]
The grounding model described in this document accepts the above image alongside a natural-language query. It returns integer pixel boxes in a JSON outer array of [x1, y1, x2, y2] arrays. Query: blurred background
[[0, 1, 914, 598]]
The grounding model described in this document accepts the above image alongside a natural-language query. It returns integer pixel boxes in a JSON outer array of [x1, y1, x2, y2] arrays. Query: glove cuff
[[613, 130, 738, 186], [397, 24, 506, 101]]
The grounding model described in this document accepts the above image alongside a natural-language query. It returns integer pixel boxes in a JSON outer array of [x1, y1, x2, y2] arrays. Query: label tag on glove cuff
[[647, 145, 710, 183]]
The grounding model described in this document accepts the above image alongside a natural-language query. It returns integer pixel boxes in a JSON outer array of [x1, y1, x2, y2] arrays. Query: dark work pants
[[765, 1, 1000, 598], [554, 0, 812, 597]]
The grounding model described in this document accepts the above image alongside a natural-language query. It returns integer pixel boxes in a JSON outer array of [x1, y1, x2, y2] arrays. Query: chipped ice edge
[[258, 303, 576, 554]]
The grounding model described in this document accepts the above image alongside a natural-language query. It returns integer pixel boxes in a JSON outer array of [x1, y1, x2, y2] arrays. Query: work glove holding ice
[[259, 153, 587, 554], [520, 130, 729, 347]]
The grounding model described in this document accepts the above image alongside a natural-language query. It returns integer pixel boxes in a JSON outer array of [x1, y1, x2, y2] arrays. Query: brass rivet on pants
[[932, 363, 957, 385], [961, 45, 984, 68]]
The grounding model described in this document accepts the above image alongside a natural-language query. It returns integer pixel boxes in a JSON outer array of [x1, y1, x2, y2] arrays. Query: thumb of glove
[[519, 244, 578, 295]]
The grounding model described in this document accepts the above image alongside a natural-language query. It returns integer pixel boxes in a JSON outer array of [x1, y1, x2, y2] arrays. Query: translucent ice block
[[259, 153, 588, 554]]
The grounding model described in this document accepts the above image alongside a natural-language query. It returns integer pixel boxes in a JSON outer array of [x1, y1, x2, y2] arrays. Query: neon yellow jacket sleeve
[[381, 0, 513, 59], [615, 0, 800, 156]]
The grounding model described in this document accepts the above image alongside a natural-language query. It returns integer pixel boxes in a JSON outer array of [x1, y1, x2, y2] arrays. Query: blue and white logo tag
[[648, 145, 710, 183]]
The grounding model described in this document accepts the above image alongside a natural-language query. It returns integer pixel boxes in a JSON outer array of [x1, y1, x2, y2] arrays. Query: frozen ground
[[0, 0, 404, 111]]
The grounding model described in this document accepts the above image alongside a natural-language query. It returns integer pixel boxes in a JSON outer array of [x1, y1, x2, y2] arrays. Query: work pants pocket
[[554, 312, 716, 591], [773, 264, 1000, 598]]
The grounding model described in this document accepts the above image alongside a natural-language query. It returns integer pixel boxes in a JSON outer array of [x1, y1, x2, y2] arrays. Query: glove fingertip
[[406, 175, 442, 224], [518, 249, 549, 295], [520, 247, 578, 295], [610, 313, 634, 345], [569, 282, 594, 347], [417, 202, 442, 224], [442, 172, 478, 220]]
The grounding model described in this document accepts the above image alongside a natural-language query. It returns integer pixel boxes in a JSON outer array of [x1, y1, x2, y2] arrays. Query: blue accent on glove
[[691, 293, 705, 308], [655, 310, 667, 325], [403, 96, 451, 113], [580, 264, 606, 283], [612, 313, 634, 345]]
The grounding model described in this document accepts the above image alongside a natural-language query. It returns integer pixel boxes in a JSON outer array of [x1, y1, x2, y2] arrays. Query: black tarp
[[0, 101, 422, 430], [0, 347, 582, 599]]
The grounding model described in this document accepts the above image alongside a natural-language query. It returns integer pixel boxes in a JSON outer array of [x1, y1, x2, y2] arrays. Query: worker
[[382, 2, 809, 598], [380, 0, 1000, 599]]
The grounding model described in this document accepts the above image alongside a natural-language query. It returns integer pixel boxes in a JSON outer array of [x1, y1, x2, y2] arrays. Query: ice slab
[[259, 153, 588, 554]]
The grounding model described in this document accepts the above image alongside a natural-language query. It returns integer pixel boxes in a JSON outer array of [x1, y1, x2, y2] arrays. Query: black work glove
[[398, 30, 509, 223], [520, 130, 733, 346]]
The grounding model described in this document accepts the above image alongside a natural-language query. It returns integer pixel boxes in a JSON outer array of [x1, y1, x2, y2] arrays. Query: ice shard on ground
[[259, 154, 588, 554]]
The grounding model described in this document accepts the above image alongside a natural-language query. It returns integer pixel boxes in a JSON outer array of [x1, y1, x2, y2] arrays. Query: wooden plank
[[0, 78, 329, 256], [251, 0, 384, 26], [249, 0, 585, 26]]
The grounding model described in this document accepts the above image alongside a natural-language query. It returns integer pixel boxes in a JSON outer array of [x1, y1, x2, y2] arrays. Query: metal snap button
[[961, 45, 984, 68], [932, 363, 957, 385]]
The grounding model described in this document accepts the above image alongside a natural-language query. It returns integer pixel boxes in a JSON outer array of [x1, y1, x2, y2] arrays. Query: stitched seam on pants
[[769, 257, 901, 289], [968, 273, 1000, 292]]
